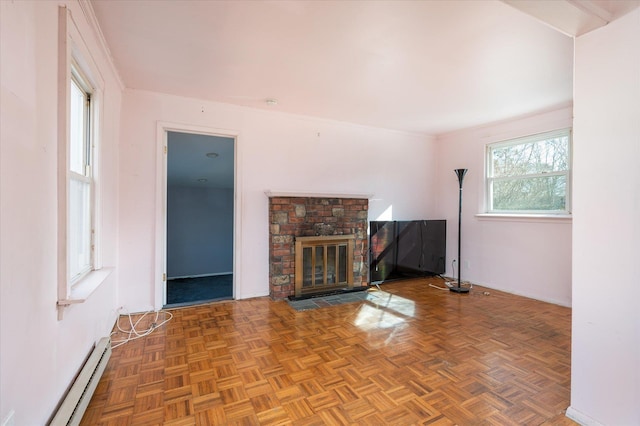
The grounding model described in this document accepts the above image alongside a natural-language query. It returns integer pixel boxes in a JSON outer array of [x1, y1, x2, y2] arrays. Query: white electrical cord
[[429, 283, 449, 291], [111, 307, 173, 349], [451, 259, 456, 282], [449, 259, 473, 289]]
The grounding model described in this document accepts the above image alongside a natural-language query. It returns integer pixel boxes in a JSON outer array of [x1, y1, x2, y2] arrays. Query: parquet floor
[[82, 277, 576, 425]]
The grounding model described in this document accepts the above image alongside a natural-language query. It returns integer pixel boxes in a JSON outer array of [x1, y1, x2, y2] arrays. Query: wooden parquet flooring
[[82, 277, 576, 425]]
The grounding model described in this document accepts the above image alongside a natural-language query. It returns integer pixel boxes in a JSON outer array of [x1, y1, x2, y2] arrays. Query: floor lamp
[[450, 168, 470, 293]]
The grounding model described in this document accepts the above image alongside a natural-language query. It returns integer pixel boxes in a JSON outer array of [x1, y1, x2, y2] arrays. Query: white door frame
[[154, 121, 241, 309]]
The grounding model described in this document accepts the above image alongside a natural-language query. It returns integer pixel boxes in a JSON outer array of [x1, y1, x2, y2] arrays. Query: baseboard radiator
[[50, 337, 111, 426]]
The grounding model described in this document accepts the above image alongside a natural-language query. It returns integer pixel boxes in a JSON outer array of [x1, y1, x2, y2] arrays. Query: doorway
[[164, 131, 235, 307]]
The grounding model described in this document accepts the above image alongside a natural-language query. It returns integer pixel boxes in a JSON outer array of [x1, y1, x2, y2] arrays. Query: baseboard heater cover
[[50, 337, 111, 426]]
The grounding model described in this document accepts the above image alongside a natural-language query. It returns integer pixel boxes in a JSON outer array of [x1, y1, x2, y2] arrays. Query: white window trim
[[57, 6, 108, 317], [475, 213, 572, 223], [485, 128, 572, 216]]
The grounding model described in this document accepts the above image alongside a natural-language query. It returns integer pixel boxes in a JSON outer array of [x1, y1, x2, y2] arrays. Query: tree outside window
[[487, 129, 571, 214]]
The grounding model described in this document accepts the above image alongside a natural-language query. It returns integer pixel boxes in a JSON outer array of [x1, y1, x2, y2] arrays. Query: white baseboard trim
[[566, 406, 605, 426], [448, 279, 572, 308], [168, 272, 232, 280], [236, 291, 269, 300]]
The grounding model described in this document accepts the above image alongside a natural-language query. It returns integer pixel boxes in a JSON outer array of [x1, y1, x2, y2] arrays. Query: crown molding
[[77, 0, 125, 90]]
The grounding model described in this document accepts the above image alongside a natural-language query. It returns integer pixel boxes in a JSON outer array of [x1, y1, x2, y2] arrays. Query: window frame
[[485, 128, 572, 215], [57, 6, 110, 315]]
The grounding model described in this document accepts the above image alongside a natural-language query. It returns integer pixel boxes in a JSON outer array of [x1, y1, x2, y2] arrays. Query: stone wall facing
[[268, 197, 369, 299]]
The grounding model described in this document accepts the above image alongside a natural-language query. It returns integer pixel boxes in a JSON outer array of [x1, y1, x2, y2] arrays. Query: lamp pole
[[450, 169, 469, 293]]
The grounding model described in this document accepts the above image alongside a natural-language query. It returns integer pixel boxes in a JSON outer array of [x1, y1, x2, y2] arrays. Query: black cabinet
[[369, 220, 446, 283]]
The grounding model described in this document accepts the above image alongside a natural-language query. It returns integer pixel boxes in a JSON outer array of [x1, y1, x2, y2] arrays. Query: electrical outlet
[[2, 410, 15, 426], [465, 260, 470, 269]]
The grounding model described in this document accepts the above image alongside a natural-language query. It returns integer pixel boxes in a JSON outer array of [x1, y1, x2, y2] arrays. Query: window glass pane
[[69, 177, 91, 281], [491, 135, 569, 178], [70, 79, 86, 175], [493, 175, 566, 211]]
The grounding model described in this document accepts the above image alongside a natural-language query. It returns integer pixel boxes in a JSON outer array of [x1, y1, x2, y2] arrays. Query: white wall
[[167, 186, 234, 278], [117, 89, 437, 310], [434, 107, 573, 306], [569, 9, 640, 425], [0, 1, 122, 424]]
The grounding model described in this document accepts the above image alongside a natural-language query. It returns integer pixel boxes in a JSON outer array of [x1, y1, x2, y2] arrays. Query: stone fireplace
[[267, 192, 369, 299]]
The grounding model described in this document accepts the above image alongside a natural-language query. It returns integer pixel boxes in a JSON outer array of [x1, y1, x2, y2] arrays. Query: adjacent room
[[166, 131, 235, 306], [1, 1, 638, 425]]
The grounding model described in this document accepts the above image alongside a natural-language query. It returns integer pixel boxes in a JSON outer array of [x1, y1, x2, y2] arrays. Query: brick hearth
[[268, 196, 369, 299]]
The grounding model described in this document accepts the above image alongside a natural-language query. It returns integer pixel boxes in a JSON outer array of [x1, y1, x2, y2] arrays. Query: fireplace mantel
[[265, 190, 373, 200]]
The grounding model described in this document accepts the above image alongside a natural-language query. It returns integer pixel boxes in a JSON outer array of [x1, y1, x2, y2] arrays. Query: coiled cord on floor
[[110, 307, 173, 349]]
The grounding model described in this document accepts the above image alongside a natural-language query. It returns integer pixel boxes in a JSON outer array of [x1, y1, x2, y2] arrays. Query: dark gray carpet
[[166, 274, 233, 306]]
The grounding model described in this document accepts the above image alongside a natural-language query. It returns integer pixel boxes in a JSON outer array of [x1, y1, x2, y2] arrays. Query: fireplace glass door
[[295, 235, 354, 297]]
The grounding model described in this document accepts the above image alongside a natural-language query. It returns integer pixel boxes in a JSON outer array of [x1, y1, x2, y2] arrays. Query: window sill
[[58, 267, 114, 306], [475, 213, 572, 223]]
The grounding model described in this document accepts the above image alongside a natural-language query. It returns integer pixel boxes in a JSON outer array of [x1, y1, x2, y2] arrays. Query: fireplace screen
[[295, 235, 354, 297]]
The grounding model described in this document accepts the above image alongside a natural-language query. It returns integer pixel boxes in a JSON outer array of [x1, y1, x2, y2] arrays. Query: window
[[486, 129, 571, 214], [68, 66, 93, 283], [57, 6, 110, 313]]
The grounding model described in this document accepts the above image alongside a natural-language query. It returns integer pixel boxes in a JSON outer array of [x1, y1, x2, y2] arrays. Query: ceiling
[[167, 132, 234, 189], [90, 0, 636, 135]]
